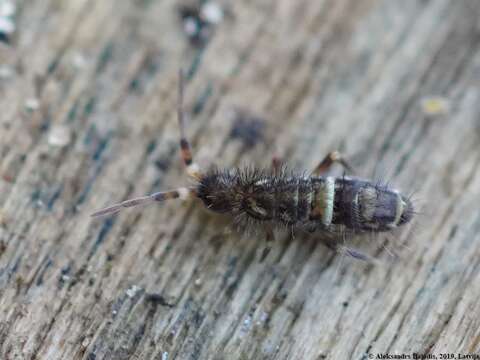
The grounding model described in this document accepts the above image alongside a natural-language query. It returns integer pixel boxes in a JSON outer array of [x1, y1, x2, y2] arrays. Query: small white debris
[[0, 16, 14, 35], [25, 98, 40, 111], [0, 1, 16, 17], [421, 96, 450, 116], [71, 52, 88, 69], [48, 125, 72, 147], [162, 352, 169, 360], [194, 277, 202, 287], [126, 284, 141, 298], [201, 2, 223, 24], [81, 337, 91, 348], [240, 315, 252, 334], [257, 311, 269, 325], [0, 65, 14, 79], [183, 17, 198, 36]]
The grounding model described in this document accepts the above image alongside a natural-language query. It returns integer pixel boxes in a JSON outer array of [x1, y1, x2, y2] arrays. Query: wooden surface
[[1, 0, 480, 359]]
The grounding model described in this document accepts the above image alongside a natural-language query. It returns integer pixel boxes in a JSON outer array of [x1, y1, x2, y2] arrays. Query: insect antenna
[[90, 188, 196, 218], [177, 69, 202, 180], [91, 70, 203, 219]]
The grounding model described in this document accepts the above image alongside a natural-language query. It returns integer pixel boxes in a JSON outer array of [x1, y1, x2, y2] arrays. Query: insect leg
[[312, 151, 354, 175], [321, 237, 378, 264], [178, 69, 202, 180], [271, 156, 282, 174], [91, 187, 196, 218], [260, 224, 275, 261]]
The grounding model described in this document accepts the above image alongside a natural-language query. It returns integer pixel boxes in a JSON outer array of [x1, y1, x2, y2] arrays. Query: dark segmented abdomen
[[273, 177, 313, 225], [330, 177, 411, 232], [247, 175, 410, 232], [306, 176, 413, 232]]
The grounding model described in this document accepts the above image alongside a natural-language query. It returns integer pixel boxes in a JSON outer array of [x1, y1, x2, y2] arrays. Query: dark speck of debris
[[57, 265, 72, 288], [61, 265, 71, 276], [146, 139, 157, 155], [0, 240, 6, 255], [229, 110, 266, 148], [88, 218, 114, 259], [272, 288, 288, 305], [192, 83, 213, 115], [178, 2, 223, 47], [154, 142, 177, 172], [96, 42, 114, 73], [36, 258, 53, 286], [31, 189, 44, 208], [84, 96, 96, 117], [0, 33, 9, 44], [145, 292, 176, 307], [47, 185, 63, 210], [342, 301, 349, 308], [154, 157, 170, 171]]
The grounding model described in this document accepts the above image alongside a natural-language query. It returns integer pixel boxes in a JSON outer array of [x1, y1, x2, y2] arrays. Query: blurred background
[[0, 0, 479, 359]]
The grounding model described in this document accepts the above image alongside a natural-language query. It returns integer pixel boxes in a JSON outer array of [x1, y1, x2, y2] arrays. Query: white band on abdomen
[[393, 191, 404, 227], [322, 177, 335, 226]]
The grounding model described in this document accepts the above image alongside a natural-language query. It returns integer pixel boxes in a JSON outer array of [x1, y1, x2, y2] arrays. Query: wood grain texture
[[1, 0, 480, 359]]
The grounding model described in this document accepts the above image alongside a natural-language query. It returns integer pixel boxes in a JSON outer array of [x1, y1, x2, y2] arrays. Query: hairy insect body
[[91, 70, 415, 260], [197, 170, 413, 233]]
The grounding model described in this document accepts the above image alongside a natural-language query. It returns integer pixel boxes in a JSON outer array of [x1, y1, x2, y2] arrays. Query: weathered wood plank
[[1, 0, 480, 359]]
